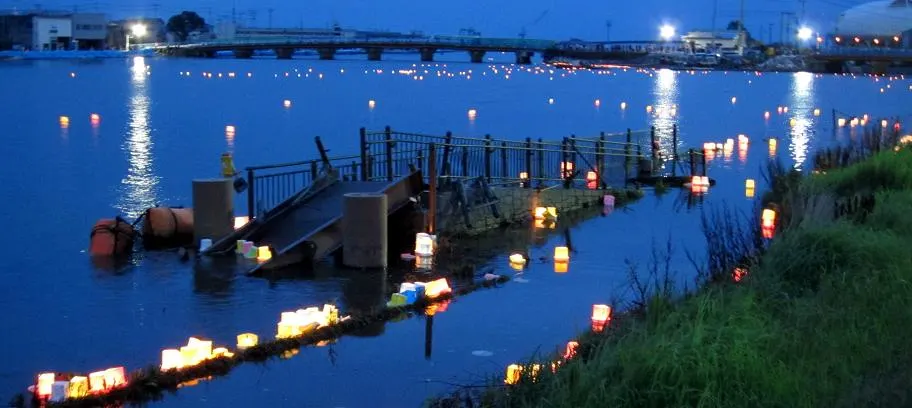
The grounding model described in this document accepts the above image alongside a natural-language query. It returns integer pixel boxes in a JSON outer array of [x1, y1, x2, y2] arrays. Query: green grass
[[454, 148, 912, 408]]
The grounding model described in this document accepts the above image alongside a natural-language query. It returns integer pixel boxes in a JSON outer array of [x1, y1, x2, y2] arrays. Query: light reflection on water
[[116, 56, 159, 219], [789, 72, 816, 170], [652, 68, 679, 158]]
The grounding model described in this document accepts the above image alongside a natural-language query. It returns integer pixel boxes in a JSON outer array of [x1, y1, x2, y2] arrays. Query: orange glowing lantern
[[534, 206, 557, 220], [88, 371, 106, 393], [161, 349, 182, 371], [89, 113, 101, 123], [237, 333, 258, 349], [554, 246, 569, 262], [564, 341, 579, 359], [519, 171, 529, 187], [554, 262, 568, 273], [586, 171, 598, 182], [424, 278, 452, 298], [59, 116, 70, 128], [733, 267, 747, 282], [761, 209, 776, 228], [560, 161, 574, 178], [67, 376, 88, 398], [592, 304, 611, 323], [505, 364, 522, 384], [37, 373, 54, 398], [762, 225, 775, 239]]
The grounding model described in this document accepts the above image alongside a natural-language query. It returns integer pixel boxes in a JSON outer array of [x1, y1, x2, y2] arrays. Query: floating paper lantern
[[103, 367, 126, 389], [533, 206, 557, 220], [237, 333, 258, 349], [211, 348, 234, 358], [368, 99, 376, 109], [548, 97, 554, 104], [68, 376, 88, 398], [424, 278, 452, 298], [225, 125, 236, 134], [519, 171, 528, 180], [761, 209, 776, 227], [88, 371, 106, 393], [415, 255, 433, 270], [731, 96, 737, 104], [646, 105, 653, 113], [745, 179, 755, 189], [734, 267, 747, 282], [564, 341, 579, 359], [813, 108, 821, 116], [89, 113, 101, 122], [592, 304, 612, 323], [161, 349, 182, 371], [703, 142, 715, 151], [746, 187, 755, 198], [554, 246, 569, 262], [789, 118, 797, 127], [594, 99, 601, 107], [234, 216, 249, 229], [50, 381, 68, 402], [586, 171, 598, 182], [59, 116, 70, 128], [509, 253, 526, 265], [283, 99, 292, 108], [837, 118, 846, 127], [764, 111, 770, 119], [37, 373, 54, 398], [467, 108, 477, 119], [620, 101, 626, 110], [415, 233, 434, 256], [882, 119, 889, 128], [244, 243, 257, 259], [257, 246, 272, 262], [505, 364, 522, 384]]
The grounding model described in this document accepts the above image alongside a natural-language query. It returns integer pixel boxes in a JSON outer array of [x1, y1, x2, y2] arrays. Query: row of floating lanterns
[[58, 114, 101, 129], [33, 368, 126, 402], [504, 304, 612, 384], [387, 278, 453, 307]]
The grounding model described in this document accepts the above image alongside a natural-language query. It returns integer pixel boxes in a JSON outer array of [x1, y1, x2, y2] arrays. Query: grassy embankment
[[443, 139, 912, 407]]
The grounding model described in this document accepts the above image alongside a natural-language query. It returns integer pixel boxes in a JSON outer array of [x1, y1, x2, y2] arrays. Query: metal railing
[[163, 37, 557, 51], [244, 155, 361, 218]]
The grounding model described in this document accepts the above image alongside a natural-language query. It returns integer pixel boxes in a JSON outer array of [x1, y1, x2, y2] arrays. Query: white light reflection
[[652, 69, 679, 159], [117, 56, 160, 219], [788, 72, 816, 170]]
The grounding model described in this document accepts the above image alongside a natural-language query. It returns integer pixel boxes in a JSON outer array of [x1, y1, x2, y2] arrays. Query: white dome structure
[[836, 0, 912, 36]]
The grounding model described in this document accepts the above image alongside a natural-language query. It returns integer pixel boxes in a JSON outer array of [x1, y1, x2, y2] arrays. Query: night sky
[[2, 0, 874, 41]]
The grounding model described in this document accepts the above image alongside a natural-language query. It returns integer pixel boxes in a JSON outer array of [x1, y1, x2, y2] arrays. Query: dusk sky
[[4, 0, 871, 41]]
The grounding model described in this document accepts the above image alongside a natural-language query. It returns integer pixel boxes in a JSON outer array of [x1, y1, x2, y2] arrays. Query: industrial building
[[831, 0, 912, 47], [106, 18, 166, 49], [680, 30, 746, 53], [0, 11, 107, 50]]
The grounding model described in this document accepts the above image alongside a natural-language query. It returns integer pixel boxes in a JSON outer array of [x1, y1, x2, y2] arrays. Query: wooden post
[[359, 127, 369, 181], [500, 142, 508, 182], [384, 125, 394, 181], [310, 161, 318, 181], [246, 168, 255, 219], [524, 137, 533, 189], [484, 134, 492, 182], [441, 131, 453, 178], [428, 143, 437, 234]]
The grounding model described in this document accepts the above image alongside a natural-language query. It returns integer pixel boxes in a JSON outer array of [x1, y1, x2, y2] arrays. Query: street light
[[125, 23, 147, 50], [797, 26, 813, 41], [659, 24, 676, 40]]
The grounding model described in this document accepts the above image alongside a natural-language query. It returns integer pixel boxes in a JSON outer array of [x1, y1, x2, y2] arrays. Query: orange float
[[141, 207, 194, 249], [89, 218, 135, 256]]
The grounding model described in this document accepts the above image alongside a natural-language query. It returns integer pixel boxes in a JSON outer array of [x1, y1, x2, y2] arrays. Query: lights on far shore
[[797, 26, 813, 41], [659, 24, 676, 40]]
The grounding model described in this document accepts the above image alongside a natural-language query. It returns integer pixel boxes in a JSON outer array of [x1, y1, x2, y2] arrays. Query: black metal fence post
[[500, 141, 508, 182], [441, 131, 453, 179], [246, 168, 255, 219], [483, 134, 492, 182], [385, 125, 394, 181], [524, 137, 533, 189], [537, 138, 545, 187], [359, 127, 368, 181]]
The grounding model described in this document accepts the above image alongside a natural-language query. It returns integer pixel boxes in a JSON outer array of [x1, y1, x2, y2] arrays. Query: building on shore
[[680, 30, 746, 54], [106, 18, 166, 49], [212, 21, 428, 42], [0, 10, 107, 50], [831, 0, 912, 48]]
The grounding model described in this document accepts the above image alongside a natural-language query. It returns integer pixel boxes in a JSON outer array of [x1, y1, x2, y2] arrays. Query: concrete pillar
[[871, 61, 889, 75], [318, 47, 336, 60], [275, 48, 294, 59], [201, 50, 216, 58], [342, 193, 388, 269], [234, 48, 253, 59], [192, 178, 234, 245], [420, 47, 436, 62], [469, 50, 486, 63], [515, 51, 533, 64], [366, 47, 383, 61]]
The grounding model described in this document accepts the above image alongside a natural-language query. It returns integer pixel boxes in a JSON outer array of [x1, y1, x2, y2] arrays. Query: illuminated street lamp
[[797, 26, 813, 41], [125, 23, 147, 50], [659, 24, 676, 41]]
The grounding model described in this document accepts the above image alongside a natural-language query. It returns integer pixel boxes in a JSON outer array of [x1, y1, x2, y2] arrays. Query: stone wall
[[435, 186, 607, 236]]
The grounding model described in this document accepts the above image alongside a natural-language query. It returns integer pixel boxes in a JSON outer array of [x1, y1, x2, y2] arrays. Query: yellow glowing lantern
[[37, 373, 54, 398], [67, 376, 88, 398], [59, 116, 70, 128], [88, 371, 106, 393], [620, 101, 626, 110], [533, 206, 557, 220], [505, 364, 522, 384], [586, 171, 598, 182], [211, 348, 234, 358], [746, 187, 755, 198], [813, 108, 821, 116], [861, 118, 868, 126], [838, 118, 846, 127], [467, 108, 477, 119], [646, 105, 653, 113], [283, 99, 292, 108], [103, 367, 126, 389], [415, 233, 435, 256], [789, 118, 797, 127], [554, 262, 568, 273], [510, 262, 524, 271], [519, 171, 529, 180], [237, 333, 258, 349], [234, 216, 249, 230], [745, 179, 755, 189], [592, 304, 612, 324], [276, 322, 297, 339], [553, 246, 569, 262], [703, 142, 715, 151], [90, 113, 101, 122], [257, 246, 272, 262], [220, 152, 236, 177], [509, 253, 526, 265], [161, 349, 182, 371], [762, 209, 777, 227], [424, 278, 452, 298]]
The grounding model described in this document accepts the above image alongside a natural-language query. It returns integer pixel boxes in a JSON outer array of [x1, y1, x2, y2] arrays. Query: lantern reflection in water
[[534, 206, 557, 220], [415, 233, 435, 256], [554, 262, 568, 273], [416, 255, 433, 270]]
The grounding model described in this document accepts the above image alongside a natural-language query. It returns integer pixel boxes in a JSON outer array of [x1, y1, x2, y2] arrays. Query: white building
[[32, 16, 71, 50], [681, 30, 745, 53], [213, 22, 355, 41], [833, 0, 912, 47]]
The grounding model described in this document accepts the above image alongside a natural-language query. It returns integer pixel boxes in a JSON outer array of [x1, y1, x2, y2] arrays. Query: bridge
[[807, 48, 912, 73], [157, 37, 558, 64]]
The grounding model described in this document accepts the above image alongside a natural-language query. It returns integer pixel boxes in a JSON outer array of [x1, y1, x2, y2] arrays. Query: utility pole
[[711, 0, 717, 37], [768, 23, 773, 44], [605, 20, 612, 42], [268, 8, 274, 28], [738, 0, 745, 52]]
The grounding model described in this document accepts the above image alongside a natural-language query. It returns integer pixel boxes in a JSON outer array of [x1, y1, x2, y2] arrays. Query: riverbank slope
[[454, 145, 912, 407]]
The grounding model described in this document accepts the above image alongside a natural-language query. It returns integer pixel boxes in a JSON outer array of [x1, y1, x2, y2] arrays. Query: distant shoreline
[[0, 49, 155, 61]]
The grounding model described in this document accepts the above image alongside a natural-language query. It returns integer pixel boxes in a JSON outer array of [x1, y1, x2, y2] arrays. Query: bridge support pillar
[[366, 47, 383, 61], [234, 49, 253, 59], [870, 61, 889, 75], [201, 50, 216, 58], [469, 50, 486, 63], [318, 47, 336, 60], [515, 51, 533, 64], [275, 48, 295, 59], [419, 47, 436, 62]]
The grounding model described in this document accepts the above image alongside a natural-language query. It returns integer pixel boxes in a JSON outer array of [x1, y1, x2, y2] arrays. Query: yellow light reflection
[[117, 58, 159, 219], [652, 69, 679, 158], [788, 72, 815, 170]]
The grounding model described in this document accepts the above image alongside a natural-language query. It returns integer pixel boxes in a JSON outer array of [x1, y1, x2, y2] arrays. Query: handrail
[[165, 37, 558, 50], [245, 154, 359, 171]]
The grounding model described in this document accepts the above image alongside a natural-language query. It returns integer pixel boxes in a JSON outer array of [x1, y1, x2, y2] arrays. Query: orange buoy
[[89, 218, 135, 256], [141, 207, 194, 249]]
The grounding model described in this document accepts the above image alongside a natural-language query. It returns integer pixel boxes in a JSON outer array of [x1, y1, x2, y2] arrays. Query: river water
[[0, 53, 906, 407]]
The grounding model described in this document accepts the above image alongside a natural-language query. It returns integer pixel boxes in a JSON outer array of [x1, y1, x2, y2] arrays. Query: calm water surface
[[0, 53, 907, 407]]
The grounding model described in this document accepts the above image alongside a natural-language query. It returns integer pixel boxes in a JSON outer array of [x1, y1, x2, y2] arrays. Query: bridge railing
[[814, 47, 912, 57], [243, 155, 362, 218], [358, 126, 660, 187]]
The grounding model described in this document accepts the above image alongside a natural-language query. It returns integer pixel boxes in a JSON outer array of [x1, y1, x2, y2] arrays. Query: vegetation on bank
[[437, 143, 912, 407]]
